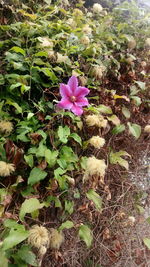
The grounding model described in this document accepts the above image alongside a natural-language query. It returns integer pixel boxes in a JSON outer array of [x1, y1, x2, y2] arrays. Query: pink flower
[[57, 76, 90, 116]]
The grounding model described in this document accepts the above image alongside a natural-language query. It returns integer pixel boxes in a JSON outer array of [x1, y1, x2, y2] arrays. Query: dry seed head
[[28, 225, 50, 249], [79, 76, 88, 86], [38, 37, 53, 48], [86, 114, 107, 128], [57, 53, 68, 63], [0, 161, 15, 177], [83, 25, 92, 35], [93, 3, 103, 13], [80, 35, 90, 46], [66, 18, 77, 28], [93, 65, 105, 79], [83, 156, 107, 182], [89, 136, 105, 149], [48, 50, 56, 61], [144, 125, 150, 133], [49, 228, 64, 250], [0, 121, 13, 134], [73, 8, 83, 17], [128, 39, 136, 49], [128, 216, 136, 226], [141, 61, 147, 67], [145, 38, 150, 47]]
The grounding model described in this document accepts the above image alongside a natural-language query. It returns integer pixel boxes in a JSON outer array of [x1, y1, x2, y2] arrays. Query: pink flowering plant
[[57, 76, 90, 116]]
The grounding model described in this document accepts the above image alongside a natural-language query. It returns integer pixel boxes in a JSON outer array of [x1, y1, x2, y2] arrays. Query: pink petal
[[75, 97, 89, 107], [57, 99, 73, 110], [68, 76, 78, 94], [60, 84, 71, 98], [74, 86, 90, 98], [71, 104, 83, 116]]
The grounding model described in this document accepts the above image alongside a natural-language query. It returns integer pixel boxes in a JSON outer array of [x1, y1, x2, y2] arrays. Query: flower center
[[70, 96, 76, 102]]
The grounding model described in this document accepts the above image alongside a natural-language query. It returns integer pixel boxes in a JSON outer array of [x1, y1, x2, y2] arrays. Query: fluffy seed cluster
[[57, 52, 68, 63], [89, 136, 105, 149], [83, 25, 92, 35], [145, 38, 150, 47], [38, 37, 53, 48], [144, 125, 150, 133], [49, 228, 64, 250], [128, 39, 136, 49], [48, 50, 56, 61], [80, 35, 90, 45], [79, 76, 88, 86], [83, 156, 107, 182], [0, 120, 13, 135], [92, 65, 105, 79], [66, 18, 77, 28], [0, 161, 15, 177], [93, 3, 103, 13], [28, 225, 64, 254], [28, 225, 50, 250], [86, 114, 107, 128]]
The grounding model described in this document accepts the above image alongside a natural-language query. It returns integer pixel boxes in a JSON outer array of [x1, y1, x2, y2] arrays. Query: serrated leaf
[[127, 122, 141, 139], [79, 225, 93, 248], [59, 220, 74, 231], [112, 124, 125, 134], [2, 228, 29, 251], [143, 238, 150, 249], [86, 189, 102, 211], [58, 126, 70, 144], [69, 133, 82, 145], [146, 217, 150, 224], [122, 106, 131, 118], [28, 167, 47, 185], [19, 198, 44, 221]]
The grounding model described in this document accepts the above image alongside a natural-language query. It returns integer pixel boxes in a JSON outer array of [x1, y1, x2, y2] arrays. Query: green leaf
[[10, 46, 25, 56], [2, 229, 29, 251], [0, 252, 8, 267], [19, 198, 44, 221], [146, 217, 150, 224], [16, 245, 37, 266], [59, 220, 74, 231], [127, 122, 141, 139], [58, 126, 70, 144], [97, 105, 112, 114], [79, 225, 93, 248], [86, 189, 102, 211], [109, 150, 130, 170], [6, 100, 22, 113], [40, 68, 57, 82], [24, 154, 34, 168], [135, 81, 146, 90], [69, 133, 82, 145], [28, 167, 47, 186], [122, 106, 131, 118], [112, 124, 125, 135], [64, 200, 74, 215], [143, 238, 150, 250], [0, 74, 5, 85], [107, 115, 120, 125], [130, 96, 142, 106], [45, 149, 58, 167]]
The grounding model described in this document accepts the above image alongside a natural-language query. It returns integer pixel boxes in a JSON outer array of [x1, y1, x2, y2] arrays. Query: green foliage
[[86, 189, 102, 211], [0, 0, 149, 264], [19, 198, 44, 221], [79, 224, 93, 248], [109, 150, 131, 170], [143, 238, 150, 250]]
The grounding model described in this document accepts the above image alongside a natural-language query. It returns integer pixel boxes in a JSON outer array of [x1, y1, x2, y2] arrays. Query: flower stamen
[[70, 95, 76, 102]]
